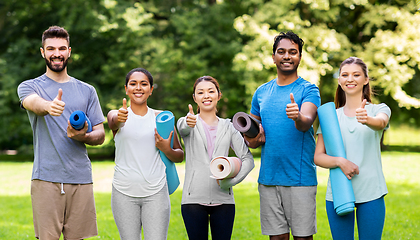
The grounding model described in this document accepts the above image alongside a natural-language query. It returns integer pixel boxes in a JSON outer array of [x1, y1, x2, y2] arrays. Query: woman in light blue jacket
[[177, 76, 254, 240]]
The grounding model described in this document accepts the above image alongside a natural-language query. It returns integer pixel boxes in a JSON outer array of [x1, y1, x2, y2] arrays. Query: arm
[[155, 127, 184, 163], [177, 116, 193, 137], [176, 104, 197, 137], [356, 101, 390, 131], [294, 101, 318, 132], [107, 110, 120, 131], [67, 122, 105, 146], [243, 114, 265, 149], [107, 98, 128, 136], [286, 93, 318, 132], [363, 113, 389, 130], [22, 89, 65, 116], [219, 127, 255, 190], [314, 134, 359, 180]]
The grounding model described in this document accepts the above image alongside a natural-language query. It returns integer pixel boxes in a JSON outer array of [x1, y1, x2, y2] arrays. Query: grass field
[[1, 151, 420, 239]]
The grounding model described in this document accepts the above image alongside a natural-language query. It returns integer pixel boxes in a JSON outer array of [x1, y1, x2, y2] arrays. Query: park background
[[0, 0, 419, 239]]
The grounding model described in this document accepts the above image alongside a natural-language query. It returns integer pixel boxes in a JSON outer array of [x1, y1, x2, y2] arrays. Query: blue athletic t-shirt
[[251, 77, 320, 186]]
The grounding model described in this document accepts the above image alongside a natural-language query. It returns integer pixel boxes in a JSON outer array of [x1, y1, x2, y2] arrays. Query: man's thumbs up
[[49, 88, 65, 116], [290, 93, 295, 104], [186, 104, 197, 128], [56, 88, 63, 101], [286, 93, 299, 121]]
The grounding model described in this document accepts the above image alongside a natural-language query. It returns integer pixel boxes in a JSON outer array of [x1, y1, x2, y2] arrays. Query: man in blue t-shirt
[[17, 26, 105, 240], [245, 31, 320, 240]]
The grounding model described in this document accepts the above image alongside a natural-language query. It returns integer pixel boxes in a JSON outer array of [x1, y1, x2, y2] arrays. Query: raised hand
[[117, 98, 129, 123], [356, 99, 368, 124], [286, 93, 299, 121], [186, 104, 197, 128], [48, 88, 65, 116]]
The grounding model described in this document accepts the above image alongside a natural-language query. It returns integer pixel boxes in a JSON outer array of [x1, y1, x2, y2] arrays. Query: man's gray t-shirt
[[17, 74, 104, 184]]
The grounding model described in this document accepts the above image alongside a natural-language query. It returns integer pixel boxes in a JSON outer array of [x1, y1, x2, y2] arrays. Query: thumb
[[290, 93, 295, 104], [122, 98, 127, 109], [360, 99, 367, 109], [188, 104, 195, 115], [56, 88, 63, 101]]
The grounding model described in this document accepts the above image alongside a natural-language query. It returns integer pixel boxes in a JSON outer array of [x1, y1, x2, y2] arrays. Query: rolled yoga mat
[[317, 102, 355, 216], [156, 111, 180, 195], [210, 156, 242, 179], [232, 112, 261, 138], [69, 110, 92, 133]]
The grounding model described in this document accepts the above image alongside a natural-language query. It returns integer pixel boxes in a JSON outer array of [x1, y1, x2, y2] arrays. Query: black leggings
[[181, 204, 235, 240]]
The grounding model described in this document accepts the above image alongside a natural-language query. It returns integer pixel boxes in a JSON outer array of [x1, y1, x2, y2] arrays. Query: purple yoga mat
[[232, 112, 260, 138]]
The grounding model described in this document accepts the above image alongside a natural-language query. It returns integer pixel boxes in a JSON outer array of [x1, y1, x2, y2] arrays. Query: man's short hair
[[272, 31, 304, 56], [42, 26, 70, 48]]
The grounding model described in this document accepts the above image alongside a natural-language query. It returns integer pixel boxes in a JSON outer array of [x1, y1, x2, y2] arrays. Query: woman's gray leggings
[[111, 184, 170, 240]]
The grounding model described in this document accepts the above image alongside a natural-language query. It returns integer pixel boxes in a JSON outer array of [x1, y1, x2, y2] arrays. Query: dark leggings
[[181, 204, 235, 240]]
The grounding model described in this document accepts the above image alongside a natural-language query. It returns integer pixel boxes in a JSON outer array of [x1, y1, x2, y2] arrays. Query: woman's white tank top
[[113, 107, 166, 197]]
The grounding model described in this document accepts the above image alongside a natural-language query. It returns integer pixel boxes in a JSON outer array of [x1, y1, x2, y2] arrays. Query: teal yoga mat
[[69, 111, 92, 133], [317, 102, 355, 216], [156, 111, 180, 195]]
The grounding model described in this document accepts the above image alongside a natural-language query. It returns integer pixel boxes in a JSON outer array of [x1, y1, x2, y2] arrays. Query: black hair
[[272, 31, 304, 56], [192, 76, 222, 113], [42, 26, 70, 48], [125, 68, 154, 86]]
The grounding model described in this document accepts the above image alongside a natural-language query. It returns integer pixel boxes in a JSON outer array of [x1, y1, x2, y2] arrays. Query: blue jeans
[[181, 204, 235, 240], [326, 196, 385, 240]]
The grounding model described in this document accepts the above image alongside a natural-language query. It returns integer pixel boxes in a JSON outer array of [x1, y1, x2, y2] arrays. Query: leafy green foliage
[[232, 0, 420, 121], [0, 0, 419, 150]]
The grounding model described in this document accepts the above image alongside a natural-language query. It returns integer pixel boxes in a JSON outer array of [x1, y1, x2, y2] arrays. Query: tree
[[0, 0, 249, 151], [0, 0, 147, 151], [1, 0, 419, 151], [232, 0, 420, 123]]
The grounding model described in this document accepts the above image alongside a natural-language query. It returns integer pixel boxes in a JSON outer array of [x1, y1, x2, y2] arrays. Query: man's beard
[[45, 57, 68, 73]]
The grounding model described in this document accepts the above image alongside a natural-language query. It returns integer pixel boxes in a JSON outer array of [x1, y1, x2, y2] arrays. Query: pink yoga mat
[[210, 156, 242, 179], [232, 112, 260, 138]]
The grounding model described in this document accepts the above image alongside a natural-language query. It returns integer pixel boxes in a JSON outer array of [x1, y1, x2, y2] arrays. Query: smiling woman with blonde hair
[[314, 57, 391, 240]]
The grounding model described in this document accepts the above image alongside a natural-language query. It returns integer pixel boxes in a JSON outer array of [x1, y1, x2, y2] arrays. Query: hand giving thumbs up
[[117, 98, 129, 123], [286, 93, 300, 121], [356, 99, 368, 124], [186, 104, 197, 128], [49, 88, 65, 116]]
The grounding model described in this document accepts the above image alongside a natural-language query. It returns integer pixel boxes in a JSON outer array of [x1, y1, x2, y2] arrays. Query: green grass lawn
[[1, 152, 420, 239]]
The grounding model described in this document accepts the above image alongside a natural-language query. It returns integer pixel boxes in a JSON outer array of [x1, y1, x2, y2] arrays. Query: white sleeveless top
[[113, 107, 166, 197]]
